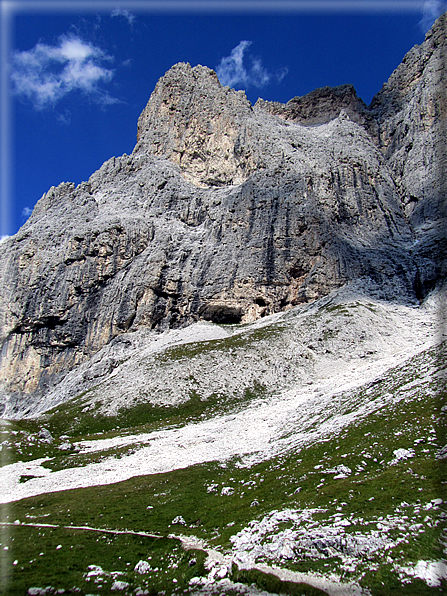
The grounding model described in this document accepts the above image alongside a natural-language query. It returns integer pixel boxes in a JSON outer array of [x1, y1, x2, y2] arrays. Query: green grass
[[0, 524, 206, 595], [43, 382, 266, 439], [159, 323, 287, 363], [229, 565, 330, 595]]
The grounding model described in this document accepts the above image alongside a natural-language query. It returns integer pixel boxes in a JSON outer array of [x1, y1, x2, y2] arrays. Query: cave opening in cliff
[[201, 304, 243, 324]]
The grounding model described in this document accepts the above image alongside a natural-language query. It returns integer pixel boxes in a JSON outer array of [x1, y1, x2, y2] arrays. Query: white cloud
[[216, 40, 288, 90], [10, 34, 117, 109], [21, 207, 33, 218], [419, 0, 446, 32], [111, 8, 136, 26]]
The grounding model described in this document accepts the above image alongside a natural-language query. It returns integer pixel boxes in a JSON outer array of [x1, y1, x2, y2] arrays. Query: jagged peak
[[136, 61, 251, 144], [425, 10, 446, 41], [369, 11, 446, 115], [135, 62, 254, 187], [153, 61, 220, 85], [255, 83, 370, 129], [135, 61, 376, 187]]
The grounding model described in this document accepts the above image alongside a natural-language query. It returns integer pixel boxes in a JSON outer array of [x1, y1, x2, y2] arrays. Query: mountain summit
[[0, 14, 445, 412]]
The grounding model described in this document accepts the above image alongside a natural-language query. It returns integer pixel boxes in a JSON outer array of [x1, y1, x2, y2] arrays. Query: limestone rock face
[[136, 63, 257, 187], [0, 16, 445, 410]]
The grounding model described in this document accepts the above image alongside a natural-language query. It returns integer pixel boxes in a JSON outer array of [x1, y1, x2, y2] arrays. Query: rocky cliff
[[370, 14, 447, 295], [0, 15, 445, 413]]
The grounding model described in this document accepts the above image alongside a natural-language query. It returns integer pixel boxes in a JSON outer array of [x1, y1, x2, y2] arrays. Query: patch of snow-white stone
[[229, 502, 445, 584], [110, 580, 129, 591], [390, 448, 415, 465], [396, 560, 447, 587]]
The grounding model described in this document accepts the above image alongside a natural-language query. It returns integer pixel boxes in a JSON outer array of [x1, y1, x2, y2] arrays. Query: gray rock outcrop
[[0, 14, 445, 411], [255, 83, 376, 131]]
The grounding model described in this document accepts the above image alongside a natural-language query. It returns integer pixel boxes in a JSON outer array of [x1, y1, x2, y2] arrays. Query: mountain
[[0, 14, 446, 596], [1, 15, 445, 412]]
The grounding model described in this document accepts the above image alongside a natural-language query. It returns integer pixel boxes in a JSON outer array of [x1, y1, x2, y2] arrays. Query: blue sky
[[1, 0, 446, 238]]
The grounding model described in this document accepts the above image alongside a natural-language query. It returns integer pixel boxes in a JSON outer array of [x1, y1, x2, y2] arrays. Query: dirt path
[[0, 522, 368, 596]]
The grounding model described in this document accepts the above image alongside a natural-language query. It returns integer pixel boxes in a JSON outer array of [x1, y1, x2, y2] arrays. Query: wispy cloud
[[56, 109, 72, 125], [216, 40, 288, 90], [21, 207, 33, 219], [111, 8, 137, 26], [419, 0, 446, 32], [10, 34, 118, 109]]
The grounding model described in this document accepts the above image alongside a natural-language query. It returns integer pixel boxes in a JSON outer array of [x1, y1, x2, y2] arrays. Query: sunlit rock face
[[0, 15, 445, 409], [136, 62, 256, 187]]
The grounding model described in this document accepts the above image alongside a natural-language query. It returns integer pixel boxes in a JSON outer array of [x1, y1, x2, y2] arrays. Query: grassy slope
[[1, 342, 446, 595]]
